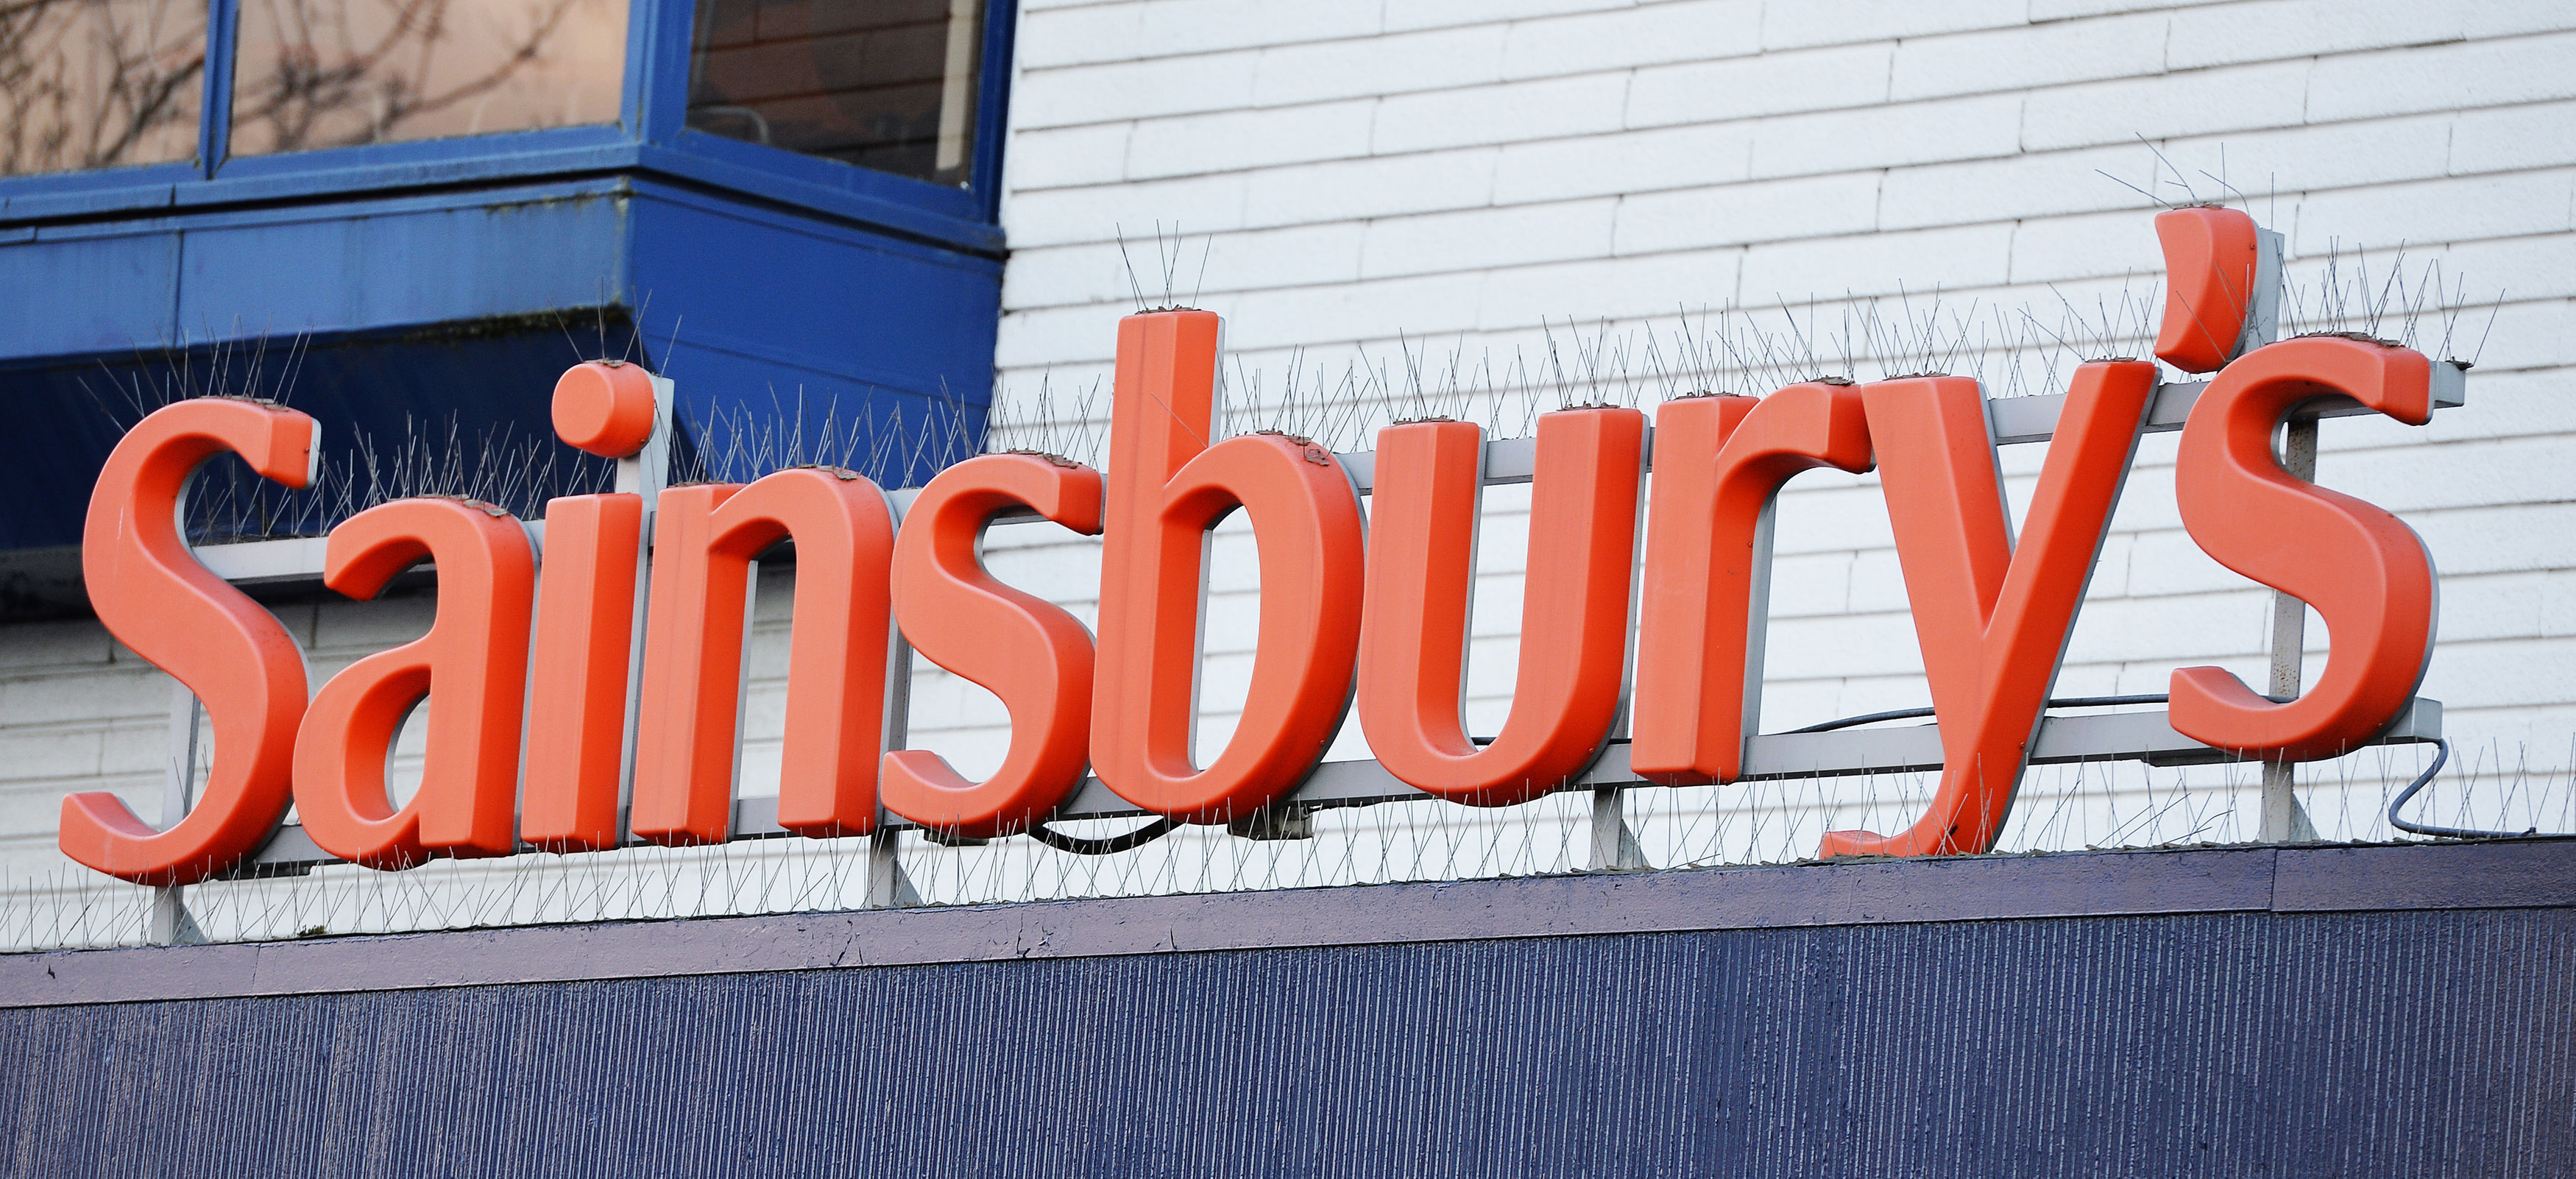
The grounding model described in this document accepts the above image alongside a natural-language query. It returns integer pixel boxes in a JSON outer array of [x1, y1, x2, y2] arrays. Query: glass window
[[227, 0, 626, 156], [686, 0, 983, 187], [0, 0, 206, 177]]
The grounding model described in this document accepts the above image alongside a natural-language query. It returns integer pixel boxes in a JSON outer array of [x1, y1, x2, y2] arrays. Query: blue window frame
[[0, 0, 1015, 252]]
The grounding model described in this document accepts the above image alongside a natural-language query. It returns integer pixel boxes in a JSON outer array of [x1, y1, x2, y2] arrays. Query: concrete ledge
[[4, 838, 2568, 1008]]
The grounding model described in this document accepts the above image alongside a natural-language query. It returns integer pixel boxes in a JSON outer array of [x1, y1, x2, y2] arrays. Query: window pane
[[0, 0, 205, 177], [228, 0, 626, 156], [687, 0, 983, 187]]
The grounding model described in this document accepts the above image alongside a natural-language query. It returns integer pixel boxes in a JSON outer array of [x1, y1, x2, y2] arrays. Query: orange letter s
[[2168, 336, 2438, 761], [66, 398, 318, 884], [882, 454, 1105, 838]]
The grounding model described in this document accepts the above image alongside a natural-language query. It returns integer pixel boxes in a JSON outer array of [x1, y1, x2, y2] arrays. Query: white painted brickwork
[[6, 0, 2576, 910]]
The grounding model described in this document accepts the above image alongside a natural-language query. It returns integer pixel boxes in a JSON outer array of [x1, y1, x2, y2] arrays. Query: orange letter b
[[1090, 311, 1367, 823]]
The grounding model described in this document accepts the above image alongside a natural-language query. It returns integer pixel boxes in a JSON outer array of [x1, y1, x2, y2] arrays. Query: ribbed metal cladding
[[3, 909, 2571, 1177]]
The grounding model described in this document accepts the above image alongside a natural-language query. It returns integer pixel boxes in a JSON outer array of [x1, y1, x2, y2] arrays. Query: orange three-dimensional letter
[[1090, 311, 1367, 823], [66, 398, 317, 884], [631, 467, 898, 844], [2168, 336, 2437, 760], [519, 492, 645, 851], [1630, 384, 1874, 785], [2153, 206, 2263, 375], [292, 497, 537, 868], [1819, 362, 2156, 857], [882, 454, 1106, 837], [1357, 408, 1644, 806]]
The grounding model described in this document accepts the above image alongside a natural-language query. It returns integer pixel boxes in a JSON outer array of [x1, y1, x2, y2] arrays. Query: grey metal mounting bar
[[229, 698, 2444, 873]]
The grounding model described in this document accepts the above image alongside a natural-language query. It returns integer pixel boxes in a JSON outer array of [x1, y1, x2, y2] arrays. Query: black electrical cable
[[2386, 737, 2536, 839], [1027, 816, 1181, 856], [1025, 705, 2510, 849], [1783, 705, 1935, 733], [1797, 698, 2521, 838], [1026, 740, 1501, 854], [1786, 693, 2173, 734], [2042, 693, 2179, 710]]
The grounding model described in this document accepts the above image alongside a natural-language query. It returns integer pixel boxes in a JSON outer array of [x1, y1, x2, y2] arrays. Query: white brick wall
[[5, 0, 2575, 904]]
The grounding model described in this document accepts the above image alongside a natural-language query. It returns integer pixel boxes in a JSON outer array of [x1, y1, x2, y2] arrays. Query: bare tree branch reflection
[[1, 0, 620, 177], [1, 0, 205, 176], [231, 0, 587, 153]]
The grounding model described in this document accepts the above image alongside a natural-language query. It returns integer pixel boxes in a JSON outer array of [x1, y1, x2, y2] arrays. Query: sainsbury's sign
[[63, 208, 2454, 884]]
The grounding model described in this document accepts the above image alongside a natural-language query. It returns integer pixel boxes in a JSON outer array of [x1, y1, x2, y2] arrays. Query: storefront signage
[[61, 208, 2453, 882]]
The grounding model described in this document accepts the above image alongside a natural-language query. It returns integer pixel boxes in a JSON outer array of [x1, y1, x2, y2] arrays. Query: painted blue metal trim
[[634, 142, 1005, 255], [668, 324, 994, 401], [0, 143, 633, 225], [0, 192, 637, 369], [0, 177, 182, 222], [0, 177, 634, 372], [625, 175, 999, 275], [635, 0, 696, 144], [21, 177, 624, 244], [205, 125, 637, 183], [14, 170, 991, 269], [7, 167, 1000, 269], [976, 0, 1020, 224], [0, 162, 194, 199], [617, 0, 655, 135], [662, 129, 981, 221], [4, 149, 1001, 257], [199, 0, 239, 177], [11, 173, 994, 268], [3, 174, 1002, 370]]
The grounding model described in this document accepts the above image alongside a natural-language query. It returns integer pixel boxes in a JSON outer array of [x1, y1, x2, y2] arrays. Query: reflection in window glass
[[0, 0, 205, 177], [228, 0, 626, 156], [687, 0, 983, 187]]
